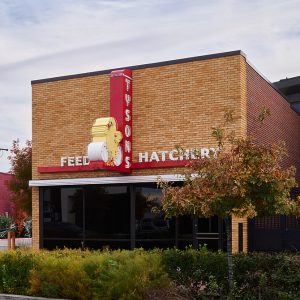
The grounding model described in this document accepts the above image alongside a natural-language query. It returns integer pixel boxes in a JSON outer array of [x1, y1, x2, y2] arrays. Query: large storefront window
[[43, 187, 84, 249], [135, 184, 176, 249], [43, 187, 84, 239], [85, 186, 130, 239], [41, 183, 221, 250]]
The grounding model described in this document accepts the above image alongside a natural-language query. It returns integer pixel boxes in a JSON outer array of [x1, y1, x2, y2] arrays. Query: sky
[[0, 0, 300, 172]]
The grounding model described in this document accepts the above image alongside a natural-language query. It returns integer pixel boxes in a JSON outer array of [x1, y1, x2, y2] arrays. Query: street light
[[0, 148, 8, 158]]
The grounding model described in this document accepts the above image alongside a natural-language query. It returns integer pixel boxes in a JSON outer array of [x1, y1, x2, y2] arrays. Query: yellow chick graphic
[[87, 117, 123, 166]]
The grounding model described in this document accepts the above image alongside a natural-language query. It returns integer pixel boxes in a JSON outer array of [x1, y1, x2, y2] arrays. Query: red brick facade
[[247, 64, 300, 181]]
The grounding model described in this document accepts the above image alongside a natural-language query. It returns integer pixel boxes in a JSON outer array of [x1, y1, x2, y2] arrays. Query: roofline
[[31, 50, 246, 84], [246, 60, 300, 115], [273, 76, 300, 89], [0, 172, 13, 176]]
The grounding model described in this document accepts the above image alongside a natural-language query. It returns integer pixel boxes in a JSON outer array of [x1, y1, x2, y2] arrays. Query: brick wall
[[32, 55, 247, 180], [232, 216, 248, 253], [247, 64, 300, 181], [31, 187, 39, 249], [32, 54, 247, 250]]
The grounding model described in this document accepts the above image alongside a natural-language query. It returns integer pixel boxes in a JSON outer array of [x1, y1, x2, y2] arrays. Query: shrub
[[0, 214, 32, 238], [27, 248, 169, 300], [162, 246, 228, 297], [0, 214, 15, 238], [233, 252, 300, 299], [0, 250, 37, 295], [0, 248, 299, 299], [29, 252, 91, 299], [82, 249, 169, 300], [162, 248, 300, 299]]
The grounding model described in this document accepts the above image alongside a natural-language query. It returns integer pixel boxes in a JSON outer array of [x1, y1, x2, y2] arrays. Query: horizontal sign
[[138, 148, 217, 162], [38, 147, 217, 173]]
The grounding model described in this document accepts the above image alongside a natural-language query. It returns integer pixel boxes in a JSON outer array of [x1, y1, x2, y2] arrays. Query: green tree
[[160, 111, 299, 292], [7, 139, 32, 215]]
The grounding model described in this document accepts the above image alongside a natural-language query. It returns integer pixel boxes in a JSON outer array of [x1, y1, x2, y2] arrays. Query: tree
[[160, 111, 299, 292], [7, 139, 32, 215]]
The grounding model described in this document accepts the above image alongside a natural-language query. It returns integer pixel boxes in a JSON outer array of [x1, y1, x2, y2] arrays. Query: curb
[[0, 295, 69, 300]]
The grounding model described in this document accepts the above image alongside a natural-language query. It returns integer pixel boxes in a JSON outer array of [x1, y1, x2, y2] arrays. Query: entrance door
[[194, 216, 225, 250]]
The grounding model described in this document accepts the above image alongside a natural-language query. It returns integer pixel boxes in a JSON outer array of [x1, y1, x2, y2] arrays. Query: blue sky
[[0, 0, 300, 171]]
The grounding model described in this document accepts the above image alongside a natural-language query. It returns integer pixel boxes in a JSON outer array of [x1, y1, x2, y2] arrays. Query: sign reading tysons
[[87, 69, 132, 173]]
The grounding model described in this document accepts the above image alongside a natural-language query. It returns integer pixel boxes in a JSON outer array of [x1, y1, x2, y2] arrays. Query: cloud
[[0, 0, 300, 171]]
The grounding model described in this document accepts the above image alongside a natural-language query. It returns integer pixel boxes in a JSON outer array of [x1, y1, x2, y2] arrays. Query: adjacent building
[[0, 172, 14, 215]]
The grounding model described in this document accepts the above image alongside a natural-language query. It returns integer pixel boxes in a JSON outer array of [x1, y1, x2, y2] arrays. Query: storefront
[[29, 50, 300, 252]]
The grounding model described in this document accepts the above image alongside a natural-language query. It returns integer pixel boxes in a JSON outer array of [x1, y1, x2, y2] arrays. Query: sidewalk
[[0, 238, 32, 251]]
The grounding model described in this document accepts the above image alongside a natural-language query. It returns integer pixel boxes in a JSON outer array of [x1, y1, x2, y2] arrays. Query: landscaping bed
[[0, 248, 299, 299]]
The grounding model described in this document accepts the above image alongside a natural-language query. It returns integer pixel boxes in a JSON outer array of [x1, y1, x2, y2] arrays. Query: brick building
[[29, 50, 300, 252]]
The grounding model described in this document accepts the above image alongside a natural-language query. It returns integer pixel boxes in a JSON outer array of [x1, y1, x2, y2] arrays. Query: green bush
[[0, 250, 37, 295], [162, 246, 228, 297], [27, 248, 169, 300], [28, 252, 91, 299], [162, 248, 300, 299], [233, 252, 300, 299], [0, 248, 299, 299], [82, 249, 169, 300]]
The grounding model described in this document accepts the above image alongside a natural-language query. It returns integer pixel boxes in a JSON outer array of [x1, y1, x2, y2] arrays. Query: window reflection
[[85, 186, 130, 239], [41, 184, 223, 251], [135, 185, 175, 240], [43, 187, 83, 238], [178, 215, 193, 239]]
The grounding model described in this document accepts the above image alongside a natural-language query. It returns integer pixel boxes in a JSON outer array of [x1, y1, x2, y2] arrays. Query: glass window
[[178, 215, 193, 240], [43, 187, 83, 239], [198, 216, 219, 233], [135, 240, 175, 250], [41, 183, 199, 251], [135, 184, 175, 241], [43, 239, 83, 250], [85, 185, 130, 239], [85, 241, 131, 250]]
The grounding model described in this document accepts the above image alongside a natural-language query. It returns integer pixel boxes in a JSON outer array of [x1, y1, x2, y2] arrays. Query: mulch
[[146, 284, 192, 300]]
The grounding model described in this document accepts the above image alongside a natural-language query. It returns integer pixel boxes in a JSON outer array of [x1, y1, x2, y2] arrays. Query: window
[[41, 183, 220, 250], [85, 186, 130, 239]]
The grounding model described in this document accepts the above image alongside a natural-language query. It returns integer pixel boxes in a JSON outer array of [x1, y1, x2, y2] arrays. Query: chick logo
[[86, 69, 132, 172], [87, 117, 123, 166]]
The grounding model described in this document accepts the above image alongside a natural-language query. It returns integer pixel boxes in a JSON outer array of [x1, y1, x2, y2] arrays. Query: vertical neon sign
[[110, 69, 132, 173]]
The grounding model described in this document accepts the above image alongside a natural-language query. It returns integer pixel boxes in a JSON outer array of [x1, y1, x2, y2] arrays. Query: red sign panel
[[110, 69, 132, 173]]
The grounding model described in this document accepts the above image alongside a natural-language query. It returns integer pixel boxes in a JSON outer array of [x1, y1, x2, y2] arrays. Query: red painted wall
[[247, 64, 300, 181], [0, 172, 14, 214]]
